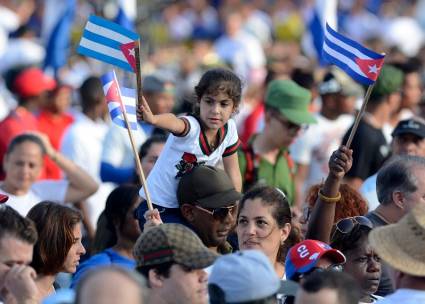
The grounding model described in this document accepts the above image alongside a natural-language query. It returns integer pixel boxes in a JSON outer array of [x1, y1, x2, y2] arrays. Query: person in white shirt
[[291, 67, 362, 212], [369, 205, 425, 303], [1, 133, 98, 216]]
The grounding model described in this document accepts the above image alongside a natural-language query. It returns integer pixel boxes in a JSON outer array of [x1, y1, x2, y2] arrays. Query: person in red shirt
[[37, 84, 74, 179], [0, 67, 56, 180]]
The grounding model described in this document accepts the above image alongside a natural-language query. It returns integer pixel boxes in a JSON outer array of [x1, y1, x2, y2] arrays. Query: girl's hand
[[143, 208, 163, 230], [329, 146, 353, 179], [137, 96, 156, 125]]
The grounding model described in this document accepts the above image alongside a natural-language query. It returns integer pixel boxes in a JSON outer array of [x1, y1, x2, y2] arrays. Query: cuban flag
[[323, 23, 385, 85], [78, 15, 139, 73], [308, 0, 337, 65], [115, 0, 136, 31], [101, 71, 138, 130]]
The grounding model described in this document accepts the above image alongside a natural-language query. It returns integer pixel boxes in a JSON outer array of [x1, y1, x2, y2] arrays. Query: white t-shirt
[[139, 116, 240, 208], [1, 180, 69, 216], [376, 289, 425, 303], [290, 113, 353, 191], [61, 113, 115, 228]]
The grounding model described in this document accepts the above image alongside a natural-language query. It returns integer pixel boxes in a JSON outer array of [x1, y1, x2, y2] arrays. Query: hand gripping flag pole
[[80, 15, 153, 210], [323, 23, 385, 148]]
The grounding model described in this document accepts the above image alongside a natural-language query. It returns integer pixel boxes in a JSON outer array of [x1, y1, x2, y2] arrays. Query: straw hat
[[369, 205, 425, 276]]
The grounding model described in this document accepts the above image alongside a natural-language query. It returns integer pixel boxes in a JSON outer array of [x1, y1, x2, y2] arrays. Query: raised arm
[[138, 96, 186, 135], [35, 133, 99, 203], [305, 146, 352, 243]]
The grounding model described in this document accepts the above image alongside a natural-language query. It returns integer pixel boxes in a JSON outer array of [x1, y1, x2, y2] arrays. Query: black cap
[[177, 165, 242, 208], [142, 74, 175, 94], [392, 118, 425, 139]]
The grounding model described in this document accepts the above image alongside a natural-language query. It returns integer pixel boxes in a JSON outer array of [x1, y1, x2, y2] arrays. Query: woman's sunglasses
[[194, 204, 237, 221], [332, 216, 373, 239]]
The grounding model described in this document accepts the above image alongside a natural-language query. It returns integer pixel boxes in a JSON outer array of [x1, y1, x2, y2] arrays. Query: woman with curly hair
[[300, 183, 368, 237]]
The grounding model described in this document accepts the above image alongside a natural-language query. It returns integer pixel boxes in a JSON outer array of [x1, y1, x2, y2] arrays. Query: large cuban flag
[[101, 71, 138, 130], [323, 23, 385, 85], [78, 15, 139, 73]]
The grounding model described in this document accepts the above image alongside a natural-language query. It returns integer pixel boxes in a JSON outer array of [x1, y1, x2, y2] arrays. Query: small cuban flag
[[101, 71, 138, 130], [322, 23, 385, 85], [78, 15, 139, 73]]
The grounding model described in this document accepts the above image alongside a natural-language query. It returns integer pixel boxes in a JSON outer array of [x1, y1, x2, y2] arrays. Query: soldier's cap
[[133, 223, 217, 269], [177, 165, 242, 209], [265, 79, 316, 125]]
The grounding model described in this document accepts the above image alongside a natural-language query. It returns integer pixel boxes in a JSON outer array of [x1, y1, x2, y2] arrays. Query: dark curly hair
[[305, 183, 368, 223], [193, 68, 242, 115]]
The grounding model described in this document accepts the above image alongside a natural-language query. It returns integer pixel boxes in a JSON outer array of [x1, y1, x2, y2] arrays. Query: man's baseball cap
[[133, 223, 217, 269], [392, 118, 425, 139], [265, 79, 317, 125], [370, 65, 403, 100], [13, 67, 56, 98], [209, 250, 281, 303], [285, 239, 346, 280], [142, 74, 175, 94], [177, 165, 242, 208], [319, 67, 364, 97]]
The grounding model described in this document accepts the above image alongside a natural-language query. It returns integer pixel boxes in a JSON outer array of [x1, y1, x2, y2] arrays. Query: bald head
[[76, 267, 147, 304]]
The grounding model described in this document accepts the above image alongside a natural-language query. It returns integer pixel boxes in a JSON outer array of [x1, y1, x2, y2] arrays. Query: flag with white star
[[78, 15, 139, 73], [322, 23, 385, 85]]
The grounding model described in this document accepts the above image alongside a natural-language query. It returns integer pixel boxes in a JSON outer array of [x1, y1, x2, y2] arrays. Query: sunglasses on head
[[194, 204, 237, 220], [332, 216, 373, 238]]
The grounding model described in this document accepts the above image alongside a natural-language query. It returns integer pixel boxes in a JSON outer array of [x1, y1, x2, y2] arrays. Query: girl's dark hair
[[193, 68, 242, 114], [330, 225, 372, 254], [92, 184, 140, 254], [27, 201, 82, 275], [6, 134, 46, 156], [238, 186, 301, 263]]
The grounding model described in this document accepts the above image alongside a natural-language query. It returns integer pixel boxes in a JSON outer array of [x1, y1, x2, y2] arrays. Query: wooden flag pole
[[131, 40, 153, 210], [345, 83, 376, 148]]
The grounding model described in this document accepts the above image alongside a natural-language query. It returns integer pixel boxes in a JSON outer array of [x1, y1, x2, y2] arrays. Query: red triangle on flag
[[355, 57, 384, 81], [106, 81, 121, 103], [120, 41, 137, 73]]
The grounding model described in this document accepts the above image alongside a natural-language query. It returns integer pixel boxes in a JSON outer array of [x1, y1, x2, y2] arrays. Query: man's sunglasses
[[332, 216, 373, 239], [194, 204, 237, 220]]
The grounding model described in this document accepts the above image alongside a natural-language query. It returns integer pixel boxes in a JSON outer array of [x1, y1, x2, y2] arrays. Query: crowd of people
[[1, 0, 425, 303]]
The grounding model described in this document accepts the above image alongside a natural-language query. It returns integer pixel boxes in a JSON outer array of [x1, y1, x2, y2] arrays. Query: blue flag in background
[[115, 0, 136, 31], [43, 0, 76, 74]]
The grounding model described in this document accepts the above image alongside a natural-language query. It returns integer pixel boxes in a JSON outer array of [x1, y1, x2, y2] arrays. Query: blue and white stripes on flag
[[323, 23, 385, 85], [78, 15, 139, 72], [115, 0, 136, 31], [308, 0, 337, 65], [101, 71, 138, 131]]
